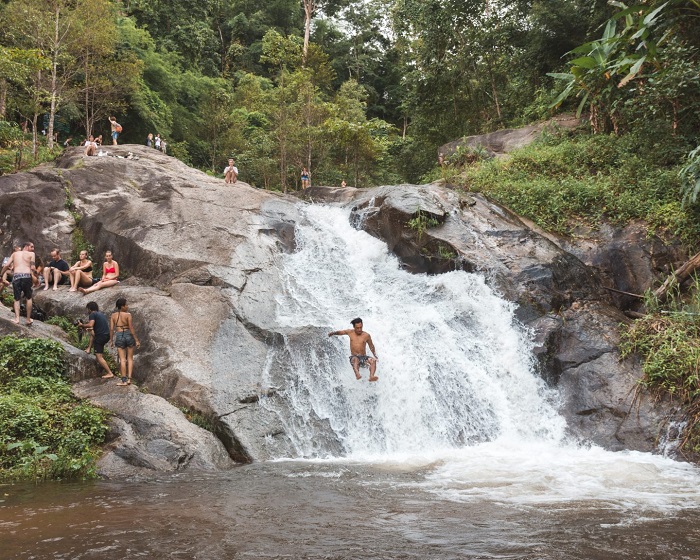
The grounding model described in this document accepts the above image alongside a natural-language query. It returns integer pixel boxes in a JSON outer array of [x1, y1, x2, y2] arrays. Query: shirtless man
[[0, 241, 36, 325], [328, 317, 379, 382]]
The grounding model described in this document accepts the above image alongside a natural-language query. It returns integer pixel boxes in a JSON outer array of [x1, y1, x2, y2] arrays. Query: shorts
[[114, 331, 136, 348], [111, 131, 118, 140], [12, 274, 33, 301], [93, 334, 110, 354], [349, 355, 372, 368]]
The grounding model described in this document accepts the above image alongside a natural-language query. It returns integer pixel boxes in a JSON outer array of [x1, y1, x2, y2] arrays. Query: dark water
[[3, 461, 700, 560]]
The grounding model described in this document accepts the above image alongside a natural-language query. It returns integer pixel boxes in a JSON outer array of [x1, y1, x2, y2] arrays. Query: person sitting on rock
[[43, 248, 71, 290], [68, 250, 94, 292], [79, 250, 119, 294], [84, 136, 97, 156], [224, 158, 238, 184], [32, 256, 44, 288], [2, 244, 21, 288]]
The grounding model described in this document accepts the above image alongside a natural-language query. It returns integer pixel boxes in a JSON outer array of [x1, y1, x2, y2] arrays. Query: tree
[[1, 0, 121, 148]]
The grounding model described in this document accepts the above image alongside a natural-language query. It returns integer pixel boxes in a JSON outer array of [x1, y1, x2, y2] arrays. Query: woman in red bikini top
[[79, 250, 120, 295]]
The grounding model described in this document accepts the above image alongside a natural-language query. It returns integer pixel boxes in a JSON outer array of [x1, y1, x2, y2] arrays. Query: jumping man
[[328, 317, 379, 382]]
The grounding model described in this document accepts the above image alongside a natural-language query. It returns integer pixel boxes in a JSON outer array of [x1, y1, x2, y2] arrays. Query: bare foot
[[355, 373, 362, 380], [85, 348, 92, 354], [25, 319, 33, 326], [101, 373, 115, 379], [369, 376, 379, 382], [12, 318, 19, 324], [52, 286, 58, 291], [69, 288, 77, 292], [116, 380, 129, 386], [78, 287, 87, 294], [43, 286, 49, 291]]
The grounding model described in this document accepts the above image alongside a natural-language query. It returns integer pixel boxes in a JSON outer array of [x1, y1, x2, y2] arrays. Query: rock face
[[0, 145, 681, 474], [438, 114, 582, 159]]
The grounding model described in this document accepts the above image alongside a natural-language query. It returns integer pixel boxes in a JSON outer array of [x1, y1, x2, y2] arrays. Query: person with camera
[[78, 301, 115, 379]]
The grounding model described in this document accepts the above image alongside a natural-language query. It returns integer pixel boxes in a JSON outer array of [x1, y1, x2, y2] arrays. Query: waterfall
[[265, 204, 567, 459]]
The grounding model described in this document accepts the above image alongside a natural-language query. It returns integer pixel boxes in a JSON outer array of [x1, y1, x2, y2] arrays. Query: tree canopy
[[0, 0, 697, 188]]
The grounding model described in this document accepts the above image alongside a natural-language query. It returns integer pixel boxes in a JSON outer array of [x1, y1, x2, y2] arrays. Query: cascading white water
[[267, 204, 566, 458], [264, 203, 700, 516]]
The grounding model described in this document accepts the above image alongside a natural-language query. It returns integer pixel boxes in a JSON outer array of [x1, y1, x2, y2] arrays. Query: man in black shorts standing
[[79, 301, 115, 379], [0, 241, 36, 325]]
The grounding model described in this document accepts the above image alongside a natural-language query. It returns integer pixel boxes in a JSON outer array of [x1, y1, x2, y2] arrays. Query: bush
[[0, 336, 65, 383], [620, 283, 700, 456], [0, 335, 108, 481], [463, 130, 700, 246]]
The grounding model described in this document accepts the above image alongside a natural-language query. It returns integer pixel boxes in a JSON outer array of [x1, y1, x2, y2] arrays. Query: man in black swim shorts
[[328, 317, 379, 382], [0, 241, 36, 325]]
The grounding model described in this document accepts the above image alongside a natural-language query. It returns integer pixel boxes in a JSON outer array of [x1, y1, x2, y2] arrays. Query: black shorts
[[93, 334, 110, 354], [12, 276, 33, 301]]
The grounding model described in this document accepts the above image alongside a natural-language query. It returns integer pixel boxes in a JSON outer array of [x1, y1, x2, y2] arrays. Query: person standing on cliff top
[[0, 241, 36, 325], [109, 116, 120, 145], [328, 318, 379, 382]]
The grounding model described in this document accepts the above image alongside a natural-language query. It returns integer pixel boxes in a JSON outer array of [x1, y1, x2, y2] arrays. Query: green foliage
[[464, 130, 700, 246], [0, 335, 108, 481], [407, 210, 440, 241], [0, 286, 13, 308], [179, 406, 215, 432], [680, 145, 700, 206], [0, 336, 66, 384], [619, 280, 700, 454]]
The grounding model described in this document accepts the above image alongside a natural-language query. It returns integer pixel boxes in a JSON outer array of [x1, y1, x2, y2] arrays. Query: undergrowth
[[430, 127, 700, 247], [620, 280, 700, 456], [0, 336, 108, 481]]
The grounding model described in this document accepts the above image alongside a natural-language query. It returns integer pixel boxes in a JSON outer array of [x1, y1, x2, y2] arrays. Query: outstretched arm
[[328, 329, 350, 337]]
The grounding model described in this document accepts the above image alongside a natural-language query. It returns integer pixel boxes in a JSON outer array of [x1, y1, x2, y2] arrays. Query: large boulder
[[2, 145, 304, 466], [438, 114, 582, 159], [0, 145, 679, 467]]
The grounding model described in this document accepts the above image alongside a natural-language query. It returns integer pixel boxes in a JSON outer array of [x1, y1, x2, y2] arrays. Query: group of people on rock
[[1, 242, 139, 386], [1, 244, 122, 322], [80, 116, 122, 156], [145, 133, 167, 154]]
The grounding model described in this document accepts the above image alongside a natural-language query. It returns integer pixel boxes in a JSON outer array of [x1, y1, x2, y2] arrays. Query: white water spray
[[267, 205, 566, 458]]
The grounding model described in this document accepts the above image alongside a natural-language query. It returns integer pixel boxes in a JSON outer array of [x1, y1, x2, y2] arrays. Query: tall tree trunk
[[0, 79, 6, 119], [32, 112, 39, 160], [84, 56, 91, 136], [302, 0, 314, 66], [48, 3, 61, 151]]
